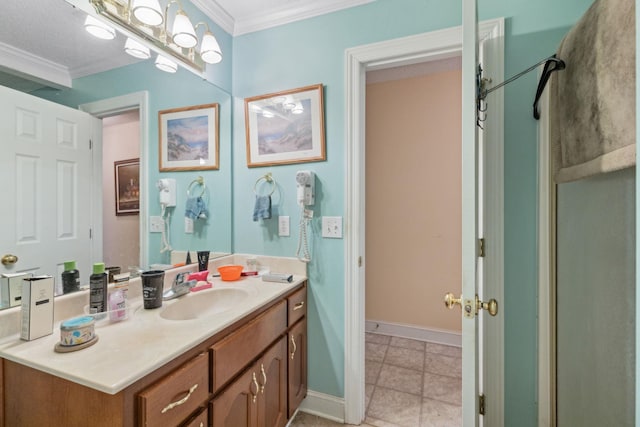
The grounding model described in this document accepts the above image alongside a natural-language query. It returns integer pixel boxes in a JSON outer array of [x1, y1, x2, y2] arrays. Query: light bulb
[[155, 55, 178, 73], [84, 15, 116, 40], [172, 11, 197, 48], [200, 32, 222, 64], [124, 38, 150, 59], [132, 0, 164, 26]]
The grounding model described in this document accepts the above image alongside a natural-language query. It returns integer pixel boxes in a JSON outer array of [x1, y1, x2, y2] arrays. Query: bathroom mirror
[[0, 0, 232, 309]]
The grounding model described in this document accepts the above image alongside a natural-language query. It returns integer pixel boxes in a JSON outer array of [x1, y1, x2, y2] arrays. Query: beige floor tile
[[366, 384, 375, 410], [425, 342, 461, 358], [367, 332, 392, 345], [367, 386, 422, 427], [423, 372, 462, 406], [385, 346, 425, 371], [420, 398, 462, 427], [377, 364, 423, 395], [424, 353, 461, 378], [366, 342, 388, 362], [390, 336, 426, 351], [289, 411, 373, 426], [363, 416, 404, 427], [366, 360, 383, 384]]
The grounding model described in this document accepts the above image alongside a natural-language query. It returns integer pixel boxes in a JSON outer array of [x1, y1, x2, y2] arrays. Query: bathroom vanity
[[0, 259, 307, 427]]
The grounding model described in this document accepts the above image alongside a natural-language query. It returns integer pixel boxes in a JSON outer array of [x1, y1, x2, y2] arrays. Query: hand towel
[[185, 196, 208, 220], [253, 195, 272, 222], [550, 0, 636, 183]]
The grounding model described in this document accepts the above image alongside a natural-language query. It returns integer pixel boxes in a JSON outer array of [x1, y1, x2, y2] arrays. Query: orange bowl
[[217, 265, 243, 281]]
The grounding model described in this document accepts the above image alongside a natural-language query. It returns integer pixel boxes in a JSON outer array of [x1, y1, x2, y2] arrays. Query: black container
[[197, 251, 210, 272], [141, 270, 165, 309], [62, 260, 80, 294], [89, 263, 108, 314]]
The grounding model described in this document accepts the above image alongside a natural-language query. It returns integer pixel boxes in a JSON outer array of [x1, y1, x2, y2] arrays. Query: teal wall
[[232, 0, 593, 425]]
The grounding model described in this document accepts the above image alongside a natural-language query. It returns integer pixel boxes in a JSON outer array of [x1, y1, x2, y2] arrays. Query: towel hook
[[254, 173, 276, 196], [187, 176, 206, 198]]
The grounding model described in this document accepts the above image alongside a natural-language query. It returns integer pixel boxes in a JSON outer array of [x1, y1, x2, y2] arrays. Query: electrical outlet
[[279, 216, 290, 237], [150, 216, 164, 233], [322, 216, 343, 238]]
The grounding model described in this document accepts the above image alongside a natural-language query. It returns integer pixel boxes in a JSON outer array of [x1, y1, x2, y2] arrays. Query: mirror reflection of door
[[101, 110, 140, 274]]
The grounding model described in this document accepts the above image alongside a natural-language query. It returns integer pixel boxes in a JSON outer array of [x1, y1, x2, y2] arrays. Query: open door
[[444, 0, 500, 425]]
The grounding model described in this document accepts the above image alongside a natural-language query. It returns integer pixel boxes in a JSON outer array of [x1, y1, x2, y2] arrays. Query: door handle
[[444, 293, 498, 317], [1, 254, 18, 266]]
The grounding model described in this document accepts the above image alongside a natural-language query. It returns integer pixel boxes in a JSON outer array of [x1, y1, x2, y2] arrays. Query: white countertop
[[0, 274, 305, 395]]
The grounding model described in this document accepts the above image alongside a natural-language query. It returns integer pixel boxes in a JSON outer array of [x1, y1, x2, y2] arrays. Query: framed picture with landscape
[[244, 84, 325, 167], [158, 103, 219, 171], [114, 158, 139, 216]]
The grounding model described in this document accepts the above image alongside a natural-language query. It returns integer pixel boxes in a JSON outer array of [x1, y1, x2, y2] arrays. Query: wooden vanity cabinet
[[0, 282, 307, 427], [211, 337, 287, 427], [288, 318, 307, 418]]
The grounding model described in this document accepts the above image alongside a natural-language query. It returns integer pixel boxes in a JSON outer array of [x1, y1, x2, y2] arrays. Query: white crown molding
[[0, 41, 71, 89], [191, 0, 235, 35], [221, 0, 374, 36]]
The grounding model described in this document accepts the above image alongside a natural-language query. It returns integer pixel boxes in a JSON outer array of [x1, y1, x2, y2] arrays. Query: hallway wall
[[365, 68, 462, 333]]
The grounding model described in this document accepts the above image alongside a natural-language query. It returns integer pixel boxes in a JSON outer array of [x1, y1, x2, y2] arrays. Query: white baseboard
[[365, 319, 461, 347], [297, 390, 345, 423]]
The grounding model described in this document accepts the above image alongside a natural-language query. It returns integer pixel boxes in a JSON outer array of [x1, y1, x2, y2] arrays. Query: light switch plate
[[149, 216, 164, 233], [322, 216, 343, 238], [279, 216, 290, 237]]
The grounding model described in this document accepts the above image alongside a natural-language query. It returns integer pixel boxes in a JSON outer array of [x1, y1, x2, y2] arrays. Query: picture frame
[[158, 103, 219, 172], [114, 158, 140, 216], [244, 84, 325, 167]]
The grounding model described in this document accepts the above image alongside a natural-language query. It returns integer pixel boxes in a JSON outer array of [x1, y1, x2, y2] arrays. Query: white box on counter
[[1, 272, 32, 307], [20, 275, 54, 341]]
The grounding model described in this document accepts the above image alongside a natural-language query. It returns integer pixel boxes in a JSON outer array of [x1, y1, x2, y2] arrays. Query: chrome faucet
[[162, 272, 196, 300]]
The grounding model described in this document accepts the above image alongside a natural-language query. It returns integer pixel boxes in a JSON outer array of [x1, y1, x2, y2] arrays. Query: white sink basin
[[160, 287, 249, 321]]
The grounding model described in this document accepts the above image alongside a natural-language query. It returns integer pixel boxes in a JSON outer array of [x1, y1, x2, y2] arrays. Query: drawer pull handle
[[260, 363, 267, 393], [161, 384, 198, 414], [290, 335, 297, 360], [293, 301, 305, 311], [251, 372, 259, 403]]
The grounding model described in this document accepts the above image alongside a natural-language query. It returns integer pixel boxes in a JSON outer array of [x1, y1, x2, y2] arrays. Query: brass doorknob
[[444, 293, 462, 310], [477, 296, 498, 316], [1, 254, 18, 266]]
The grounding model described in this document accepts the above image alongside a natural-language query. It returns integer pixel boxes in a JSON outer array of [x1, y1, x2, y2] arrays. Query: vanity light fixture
[[86, 0, 224, 74], [124, 37, 151, 59], [84, 15, 116, 40], [155, 54, 178, 73]]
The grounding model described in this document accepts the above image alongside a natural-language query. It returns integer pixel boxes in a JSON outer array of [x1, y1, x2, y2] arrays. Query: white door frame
[[344, 19, 504, 424], [537, 72, 556, 427], [79, 91, 150, 268]]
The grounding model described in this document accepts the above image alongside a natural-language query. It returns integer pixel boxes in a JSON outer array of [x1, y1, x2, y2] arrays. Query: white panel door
[[0, 85, 94, 294], [461, 0, 481, 425]]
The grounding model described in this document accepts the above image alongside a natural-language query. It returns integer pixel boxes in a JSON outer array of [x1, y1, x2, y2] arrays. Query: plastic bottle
[[61, 261, 80, 294], [89, 262, 108, 315]]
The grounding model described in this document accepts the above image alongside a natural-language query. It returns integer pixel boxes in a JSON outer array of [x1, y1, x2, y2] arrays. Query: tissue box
[[20, 275, 54, 341], [1, 272, 32, 307]]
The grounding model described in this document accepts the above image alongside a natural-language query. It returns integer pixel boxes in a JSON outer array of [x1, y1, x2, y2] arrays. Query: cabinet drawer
[[211, 300, 287, 392], [287, 286, 307, 326], [138, 352, 209, 427], [181, 406, 208, 427]]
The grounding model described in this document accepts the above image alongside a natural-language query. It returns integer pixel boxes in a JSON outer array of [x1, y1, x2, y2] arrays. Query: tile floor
[[289, 333, 462, 427]]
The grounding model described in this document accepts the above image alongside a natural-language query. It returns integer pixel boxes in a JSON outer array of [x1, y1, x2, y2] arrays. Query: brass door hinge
[[479, 393, 486, 415], [478, 238, 485, 258]]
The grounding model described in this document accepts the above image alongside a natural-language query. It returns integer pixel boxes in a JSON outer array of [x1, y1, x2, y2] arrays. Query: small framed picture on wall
[[114, 158, 140, 216], [244, 84, 326, 167]]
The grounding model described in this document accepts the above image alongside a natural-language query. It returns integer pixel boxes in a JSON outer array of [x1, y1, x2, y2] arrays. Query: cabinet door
[[288, 318, 307, 418], [257, 337, 287, 427], [182, 406, 208, 427], [211, 366, 259, 427]]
